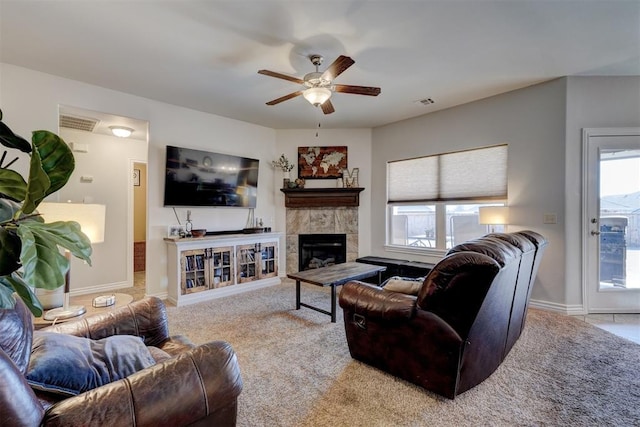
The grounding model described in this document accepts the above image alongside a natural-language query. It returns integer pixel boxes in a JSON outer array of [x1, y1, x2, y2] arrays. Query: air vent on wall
[[59, 115, 100, 132]]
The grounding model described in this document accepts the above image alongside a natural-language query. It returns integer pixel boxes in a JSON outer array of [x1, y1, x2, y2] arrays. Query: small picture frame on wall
[[167, 224, 186, 239], [298, 146, 347, 179], [133, 169, 141, 186]]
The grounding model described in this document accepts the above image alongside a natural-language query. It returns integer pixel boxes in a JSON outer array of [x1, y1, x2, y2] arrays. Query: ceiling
[[1, 1, 639, 130]]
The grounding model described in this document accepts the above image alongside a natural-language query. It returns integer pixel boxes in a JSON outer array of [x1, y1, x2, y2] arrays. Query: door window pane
[[599, 150, 640, 289]]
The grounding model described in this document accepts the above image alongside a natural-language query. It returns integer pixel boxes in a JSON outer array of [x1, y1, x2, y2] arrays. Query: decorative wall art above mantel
[[298, 146, 347, 179]]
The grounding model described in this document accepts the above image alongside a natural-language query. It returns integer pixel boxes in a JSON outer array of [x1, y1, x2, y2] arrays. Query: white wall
[[564, 76, 640, 309], [372, 79, 568, 307], [57, 128, 147, 293], [0, 63, 278, 298], [275, 128, 373, 262]]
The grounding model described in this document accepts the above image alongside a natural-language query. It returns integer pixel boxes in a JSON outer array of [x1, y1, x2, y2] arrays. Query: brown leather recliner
[[0, 296, 243, 426], [485, 230, 547, 355], [339, 231, 546, 399]]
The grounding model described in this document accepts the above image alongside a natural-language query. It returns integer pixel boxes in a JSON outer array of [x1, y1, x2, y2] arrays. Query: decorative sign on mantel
[[298, 146, 348, 179]]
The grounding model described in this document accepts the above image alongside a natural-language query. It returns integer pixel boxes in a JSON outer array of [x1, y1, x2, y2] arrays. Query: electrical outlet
[[543, 213, 557, 224]]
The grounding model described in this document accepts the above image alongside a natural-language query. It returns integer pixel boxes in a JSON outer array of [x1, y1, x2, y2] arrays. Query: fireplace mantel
[[280, 187, 364, 208]]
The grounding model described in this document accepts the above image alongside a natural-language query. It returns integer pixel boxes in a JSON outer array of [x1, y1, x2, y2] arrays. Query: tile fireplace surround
[[285, 207, 358, 274]]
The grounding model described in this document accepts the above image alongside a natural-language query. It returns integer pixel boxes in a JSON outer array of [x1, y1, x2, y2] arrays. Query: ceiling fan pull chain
[[316, 109, 322, 138]]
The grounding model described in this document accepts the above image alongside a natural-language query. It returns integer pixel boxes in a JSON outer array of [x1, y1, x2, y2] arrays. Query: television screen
[[163, 145, 259, 208]]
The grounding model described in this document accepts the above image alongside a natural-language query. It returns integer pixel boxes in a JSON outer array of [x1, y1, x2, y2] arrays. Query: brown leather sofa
[[339, 230, 547, 399], [0, 296, 243, 426]]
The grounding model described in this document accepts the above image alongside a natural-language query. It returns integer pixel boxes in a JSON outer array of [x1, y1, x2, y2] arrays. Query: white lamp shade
[[303, 87, 331, 105], [38, 202, 106, 243], [478, 206, 509, 225]]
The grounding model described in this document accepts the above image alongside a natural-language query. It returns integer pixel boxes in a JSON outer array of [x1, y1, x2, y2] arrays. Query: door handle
[[591, 230, 601, 236]]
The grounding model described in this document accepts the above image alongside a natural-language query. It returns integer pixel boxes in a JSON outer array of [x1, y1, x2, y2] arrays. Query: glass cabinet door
[[260, 241, 278, 279], [209, 246, 234, 288], [236, 241, 278, 282], [180, 249, 208, 294], [236, 244, 258, 283]]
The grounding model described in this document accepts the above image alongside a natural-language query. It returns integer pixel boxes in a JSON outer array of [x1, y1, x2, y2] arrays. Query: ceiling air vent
[[59, 114, 100, 132], [417, 98, 435, 106]]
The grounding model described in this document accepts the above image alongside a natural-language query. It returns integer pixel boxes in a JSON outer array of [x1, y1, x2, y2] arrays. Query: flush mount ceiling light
[[303, 87, 332, 106], [109, 126, 134, 138]]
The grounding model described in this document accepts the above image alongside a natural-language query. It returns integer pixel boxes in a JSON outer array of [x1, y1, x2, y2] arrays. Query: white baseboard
[[529, 299, 585, 315], [147, 291, 168, 300], [71, 281, 131, 296]]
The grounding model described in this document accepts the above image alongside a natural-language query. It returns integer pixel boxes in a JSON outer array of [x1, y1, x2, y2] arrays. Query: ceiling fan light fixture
[[303, 87, 332, 106], [109, 126, 134, 138]]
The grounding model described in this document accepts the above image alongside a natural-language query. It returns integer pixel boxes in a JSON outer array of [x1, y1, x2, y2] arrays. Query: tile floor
[[574, 313, 640, 345]]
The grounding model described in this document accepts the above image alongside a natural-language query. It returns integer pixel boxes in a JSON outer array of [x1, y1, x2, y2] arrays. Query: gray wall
[[371, 76, 640, 312], [564, 76, 640, 308], [372, 78, 568, 308]]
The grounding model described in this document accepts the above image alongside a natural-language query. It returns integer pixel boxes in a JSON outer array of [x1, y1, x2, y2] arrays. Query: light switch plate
[[543, 213, 557, 224], [70, 142, 88, 153]]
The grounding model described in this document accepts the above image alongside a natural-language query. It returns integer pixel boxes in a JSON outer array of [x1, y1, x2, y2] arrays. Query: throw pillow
[[26, 332, 156, 396], [383, 276, 424, 295]]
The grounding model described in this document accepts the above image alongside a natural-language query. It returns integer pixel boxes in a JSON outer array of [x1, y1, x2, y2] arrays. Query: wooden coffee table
[[287, 262, 386, 323]]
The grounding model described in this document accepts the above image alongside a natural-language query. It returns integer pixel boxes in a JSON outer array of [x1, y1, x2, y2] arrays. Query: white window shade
[[388, 144, 507, 203], [388, 156, 439, 202]]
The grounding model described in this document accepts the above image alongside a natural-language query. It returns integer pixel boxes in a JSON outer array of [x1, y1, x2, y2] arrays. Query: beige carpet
[[165, 281, 640, 426]]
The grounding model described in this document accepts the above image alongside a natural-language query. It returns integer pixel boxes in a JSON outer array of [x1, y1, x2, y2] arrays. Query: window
[[387, 145, 507, 251]]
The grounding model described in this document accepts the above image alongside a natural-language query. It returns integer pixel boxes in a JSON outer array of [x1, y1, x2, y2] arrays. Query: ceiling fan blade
[[258, 69, 305, 85], [321, 99, 335, 115], [265, 91, 303, 105], [321, 55, 355, 81], [333, 84, 381, 96]]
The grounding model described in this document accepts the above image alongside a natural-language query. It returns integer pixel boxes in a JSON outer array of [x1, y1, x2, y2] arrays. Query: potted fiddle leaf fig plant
[[0, 108, 93, 316]]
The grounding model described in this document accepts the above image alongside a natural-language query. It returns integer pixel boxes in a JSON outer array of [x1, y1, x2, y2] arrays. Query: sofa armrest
[[42, 341, 243, 427], [41, 297, 170, 347], [339, 281, 416, 321], [0, 348, 44, 427]]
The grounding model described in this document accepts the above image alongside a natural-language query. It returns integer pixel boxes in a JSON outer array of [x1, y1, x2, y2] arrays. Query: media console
[[165, 232, 283, 306]]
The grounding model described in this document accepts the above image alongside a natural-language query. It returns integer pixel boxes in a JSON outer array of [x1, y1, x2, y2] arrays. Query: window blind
[[387, 144, 507, 203]]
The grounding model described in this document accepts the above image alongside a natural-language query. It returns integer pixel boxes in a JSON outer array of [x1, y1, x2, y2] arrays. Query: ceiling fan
[[258, 54, 381, 114]]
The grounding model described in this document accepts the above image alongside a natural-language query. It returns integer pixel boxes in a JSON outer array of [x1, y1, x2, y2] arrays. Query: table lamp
[[478, 206, 509, 233], [38, 202, 106, 320]]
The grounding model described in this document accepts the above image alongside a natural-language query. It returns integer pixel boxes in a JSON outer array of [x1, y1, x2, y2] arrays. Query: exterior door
[[583, 128, 640, 313]]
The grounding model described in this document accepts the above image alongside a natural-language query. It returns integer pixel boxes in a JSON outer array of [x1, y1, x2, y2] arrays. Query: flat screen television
[[163, 145, 259, 208]]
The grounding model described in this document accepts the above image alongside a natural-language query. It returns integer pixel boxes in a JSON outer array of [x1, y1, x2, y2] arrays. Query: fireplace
[[285, 206, 358, 275], [298, 234, 347, 271]]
